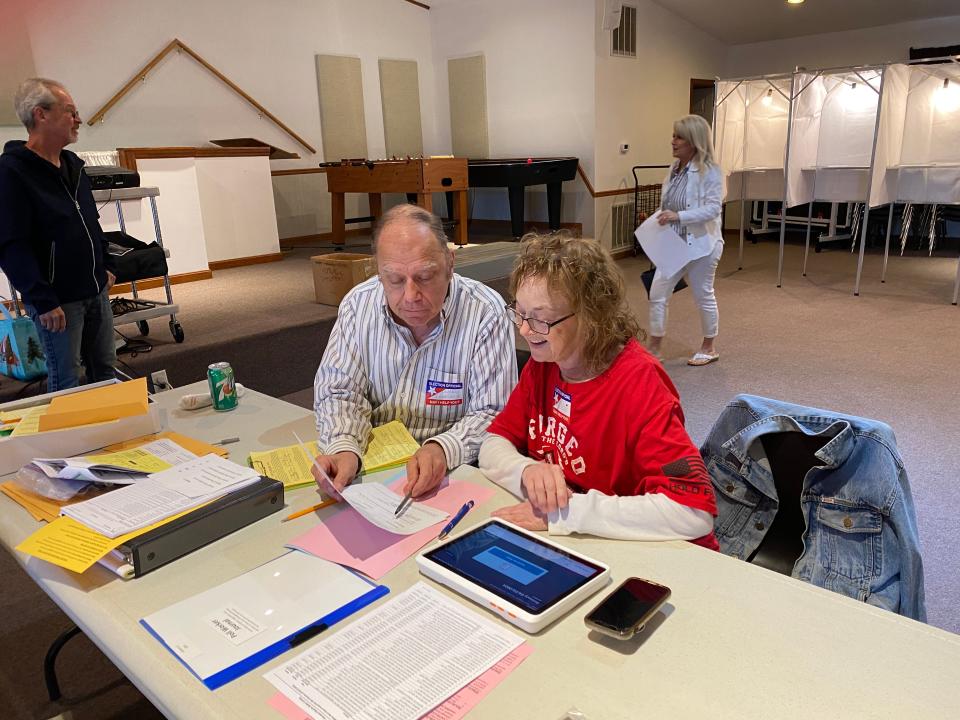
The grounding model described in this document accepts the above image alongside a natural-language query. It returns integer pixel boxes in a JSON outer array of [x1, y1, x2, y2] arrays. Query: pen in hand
[[394, 490, 413, 517], [438, 500, 475, 540]]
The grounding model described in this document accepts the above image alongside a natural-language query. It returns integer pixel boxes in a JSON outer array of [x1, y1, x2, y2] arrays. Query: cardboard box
[[311, 253, 377, 305]]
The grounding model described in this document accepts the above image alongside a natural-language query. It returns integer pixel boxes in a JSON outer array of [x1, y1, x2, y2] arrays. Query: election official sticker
[[553, 387, 572, 419], [425, 378, 464, 406]]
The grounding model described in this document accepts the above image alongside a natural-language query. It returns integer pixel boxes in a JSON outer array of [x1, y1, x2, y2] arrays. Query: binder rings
[[141, 550, 389, 689], [119, 476, 283, 577]]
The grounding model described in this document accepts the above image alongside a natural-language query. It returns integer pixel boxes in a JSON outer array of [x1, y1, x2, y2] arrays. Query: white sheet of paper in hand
[[150, 454, 260, 498], [339, 483, 448, 535], [634, 211, 697, 279]]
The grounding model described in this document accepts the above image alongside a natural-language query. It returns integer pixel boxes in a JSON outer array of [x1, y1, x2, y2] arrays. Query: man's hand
[[39, 306, 66, 333], [311, 451, 359, 496], [403, 442, 448, 498], [657, 210, 680, 225], [491, 500, 549, 531], [521, 463, 572, 514], [106, 270, 116, 291]]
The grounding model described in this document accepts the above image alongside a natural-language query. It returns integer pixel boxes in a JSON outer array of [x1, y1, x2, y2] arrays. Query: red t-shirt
[[488, 339, 718, 549]]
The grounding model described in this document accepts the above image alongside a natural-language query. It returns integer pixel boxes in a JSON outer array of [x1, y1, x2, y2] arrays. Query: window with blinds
[[611, 5, 637, 58]]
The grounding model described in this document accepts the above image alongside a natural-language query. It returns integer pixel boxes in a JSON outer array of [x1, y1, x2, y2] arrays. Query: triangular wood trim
[[87, 38, 316, 155]]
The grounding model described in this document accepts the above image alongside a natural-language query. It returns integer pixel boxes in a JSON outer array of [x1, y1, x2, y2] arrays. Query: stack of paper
[[61, 454, 260, 538], [362, 420, 420, 473], [31, 438, 197, 484], [249, 421, 419, 491]]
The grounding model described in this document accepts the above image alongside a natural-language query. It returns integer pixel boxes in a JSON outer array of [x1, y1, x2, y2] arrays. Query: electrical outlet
[[151, 369, 171, 391]]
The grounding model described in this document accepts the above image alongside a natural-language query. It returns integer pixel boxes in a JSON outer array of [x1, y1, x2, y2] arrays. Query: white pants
[[648, 240, 722, 339]]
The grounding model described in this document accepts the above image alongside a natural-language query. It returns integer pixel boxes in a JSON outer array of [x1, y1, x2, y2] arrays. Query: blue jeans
[[25, 289, 116, 391]]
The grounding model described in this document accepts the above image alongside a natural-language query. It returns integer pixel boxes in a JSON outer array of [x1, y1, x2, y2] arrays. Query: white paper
[[60, 456, 260, 537], [151, 454, 259, 498], [634, 212, 700, 279], [266, 582, 523, 720], [136, 438, 199, 466], [31, 459, 145, 484], [143, 551, 380, 681], [340, 482, 448, 535]]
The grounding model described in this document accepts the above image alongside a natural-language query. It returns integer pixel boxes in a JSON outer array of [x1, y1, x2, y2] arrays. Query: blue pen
[[437, 500, 475, 540]]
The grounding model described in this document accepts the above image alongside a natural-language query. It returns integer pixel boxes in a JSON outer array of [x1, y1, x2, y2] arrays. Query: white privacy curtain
[[891, 63, 960, 204], [716, 77, 791, 202], [869, 63, 908, 207], [786, 69, 883, 207]]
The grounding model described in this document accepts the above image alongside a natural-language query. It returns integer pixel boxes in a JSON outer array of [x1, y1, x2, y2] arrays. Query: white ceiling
[[650, 0, 960, 45]]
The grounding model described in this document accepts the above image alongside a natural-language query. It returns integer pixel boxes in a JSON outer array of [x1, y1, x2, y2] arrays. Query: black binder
[[117, 477, 283, 577]]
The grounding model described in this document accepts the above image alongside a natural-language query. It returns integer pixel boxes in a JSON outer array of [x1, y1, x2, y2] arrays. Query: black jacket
[[0, 140, 113, 314]]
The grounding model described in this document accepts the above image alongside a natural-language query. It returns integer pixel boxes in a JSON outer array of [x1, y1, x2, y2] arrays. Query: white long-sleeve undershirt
[[478, 434, 713, 541]]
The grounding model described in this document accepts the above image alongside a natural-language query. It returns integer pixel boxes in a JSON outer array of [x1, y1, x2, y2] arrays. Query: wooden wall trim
[[271, 167, 329, 177], [110, 269, 212, 295], [403, 0, 431, 9], [117, 147, 272, 165], [88, 38, 316, 154], [208, 252, 284, 270]]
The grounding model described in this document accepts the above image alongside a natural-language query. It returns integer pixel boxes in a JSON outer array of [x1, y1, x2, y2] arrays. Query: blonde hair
[[673, 114, 717, 173], [509, 232, 643, 374]]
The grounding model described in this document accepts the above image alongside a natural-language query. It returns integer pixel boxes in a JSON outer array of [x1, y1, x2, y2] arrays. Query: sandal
[[687, 352, 719, 366]]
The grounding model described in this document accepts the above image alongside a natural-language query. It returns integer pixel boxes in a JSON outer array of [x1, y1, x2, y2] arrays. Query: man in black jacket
[[0, 78, 116, 391]]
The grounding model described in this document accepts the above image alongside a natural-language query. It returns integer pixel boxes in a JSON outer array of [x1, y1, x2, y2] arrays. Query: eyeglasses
[[505, 304, 575, 335]]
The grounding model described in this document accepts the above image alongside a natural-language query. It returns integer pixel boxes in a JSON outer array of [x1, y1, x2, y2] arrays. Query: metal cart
[[631, 165, 669, 255], [94, 186, 184, 343]]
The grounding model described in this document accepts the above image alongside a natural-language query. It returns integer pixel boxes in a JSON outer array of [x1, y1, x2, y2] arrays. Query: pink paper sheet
[[287, 477, 496, 580], [267, 644, 533, 720]]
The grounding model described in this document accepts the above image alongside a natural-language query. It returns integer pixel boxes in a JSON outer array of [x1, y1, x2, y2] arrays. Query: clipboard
[[140, 550, 389, 689]]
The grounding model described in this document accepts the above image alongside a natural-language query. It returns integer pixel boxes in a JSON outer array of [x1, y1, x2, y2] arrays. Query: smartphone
[[583, 577, 671, 639]]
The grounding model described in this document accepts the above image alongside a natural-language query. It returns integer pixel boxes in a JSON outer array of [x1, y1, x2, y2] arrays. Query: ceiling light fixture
[[786, 0, 805, 5]]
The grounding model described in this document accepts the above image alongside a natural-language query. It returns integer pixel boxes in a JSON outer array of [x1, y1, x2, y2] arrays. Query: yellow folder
[[38, 378, 149, 432]]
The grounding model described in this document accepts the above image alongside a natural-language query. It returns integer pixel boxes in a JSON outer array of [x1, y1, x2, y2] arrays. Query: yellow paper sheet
[[249, 441, 320, 490], [363, 420, 419, 473], [8, 404, 49, 437], [16, 503, 200, 574], [38, 377, 148, 432], [0, 409, 25, 423], [83, 446, 174, 473]]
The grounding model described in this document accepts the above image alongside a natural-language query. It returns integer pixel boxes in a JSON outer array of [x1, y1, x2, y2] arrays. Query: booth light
[[787, 0, 804, 4], [843, 79, 875, 111], [762, 88, 773, 106], [935, 77, 960, 113]]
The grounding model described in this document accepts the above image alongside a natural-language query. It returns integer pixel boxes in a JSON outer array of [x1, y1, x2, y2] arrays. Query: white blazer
[[660, 161, 725, 259]]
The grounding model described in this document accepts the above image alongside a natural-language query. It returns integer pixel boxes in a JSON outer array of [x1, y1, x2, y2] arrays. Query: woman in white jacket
[[647, 114, 725, 366]]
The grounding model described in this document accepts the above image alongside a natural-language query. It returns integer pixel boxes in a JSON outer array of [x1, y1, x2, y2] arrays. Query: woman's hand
[[491, 500, 549, 531], [657, 210, 680, 225], [521, 463, 572, 514]]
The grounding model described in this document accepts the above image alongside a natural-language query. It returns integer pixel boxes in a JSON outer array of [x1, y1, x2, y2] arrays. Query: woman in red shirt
[[480, 233, 718, 549]]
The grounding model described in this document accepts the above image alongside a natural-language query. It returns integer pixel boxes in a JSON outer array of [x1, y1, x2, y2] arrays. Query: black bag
[[105, 231, 168, 283], [641, 266, 687, 299]]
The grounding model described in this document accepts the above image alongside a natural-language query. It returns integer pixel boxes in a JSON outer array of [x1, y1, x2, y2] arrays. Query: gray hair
[[372, 203, 448, 254], [14, 78, 65, 131]]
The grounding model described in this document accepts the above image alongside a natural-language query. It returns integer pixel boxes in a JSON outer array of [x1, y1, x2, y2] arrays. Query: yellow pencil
[[282, 497, 338, 522]]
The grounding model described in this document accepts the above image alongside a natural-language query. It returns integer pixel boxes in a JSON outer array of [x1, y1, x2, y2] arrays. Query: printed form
[[340, 483, 448, 535], [265, 583, 522, 720]]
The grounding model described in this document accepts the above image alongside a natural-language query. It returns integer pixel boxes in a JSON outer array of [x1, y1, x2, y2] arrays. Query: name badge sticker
[[553, 387, 572, 419], [425, 379, 464, 406]]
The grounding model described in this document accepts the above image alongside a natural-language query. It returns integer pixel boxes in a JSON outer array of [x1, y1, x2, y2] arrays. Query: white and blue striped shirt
[[313, 273, 517, 468]]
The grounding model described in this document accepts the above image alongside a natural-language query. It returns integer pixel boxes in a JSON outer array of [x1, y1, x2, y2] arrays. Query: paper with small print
[[340, 482, 448, 535], [151, 453, 259, 498], [265, 583, 522, 720]]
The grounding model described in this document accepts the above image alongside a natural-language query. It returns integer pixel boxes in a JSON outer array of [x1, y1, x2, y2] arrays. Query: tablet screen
[[422, 520, 606, 615]]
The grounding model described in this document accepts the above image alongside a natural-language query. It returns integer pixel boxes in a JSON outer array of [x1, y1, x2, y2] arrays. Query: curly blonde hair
[[509, 232, 643, 373]]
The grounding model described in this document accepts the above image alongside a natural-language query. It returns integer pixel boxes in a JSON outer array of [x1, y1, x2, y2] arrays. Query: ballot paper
[[265, 582, 523, 720], [339, 482, 448, 535], [61, 455, 260, 537], [150, 453, 259, 498], [634, 211, 707, 278]]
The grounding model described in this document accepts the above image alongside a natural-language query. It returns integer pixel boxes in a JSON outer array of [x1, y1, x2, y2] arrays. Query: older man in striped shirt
[[312, 204, 517, 499]]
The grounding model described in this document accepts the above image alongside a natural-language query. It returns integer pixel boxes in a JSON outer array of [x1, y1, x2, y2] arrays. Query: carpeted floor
[[2, 232, 959, 719]]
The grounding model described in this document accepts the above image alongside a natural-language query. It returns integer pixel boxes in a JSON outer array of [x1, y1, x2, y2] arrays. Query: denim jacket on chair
[[700, 394, 926, 621]]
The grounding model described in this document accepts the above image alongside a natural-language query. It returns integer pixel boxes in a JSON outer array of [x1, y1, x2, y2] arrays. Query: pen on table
[[437, 500, 475, 541], [213, 437, 240, 446], [282, 497, 338, 522]]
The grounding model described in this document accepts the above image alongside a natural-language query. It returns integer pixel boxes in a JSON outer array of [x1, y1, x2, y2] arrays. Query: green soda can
[[207, 362, 238, 411]]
